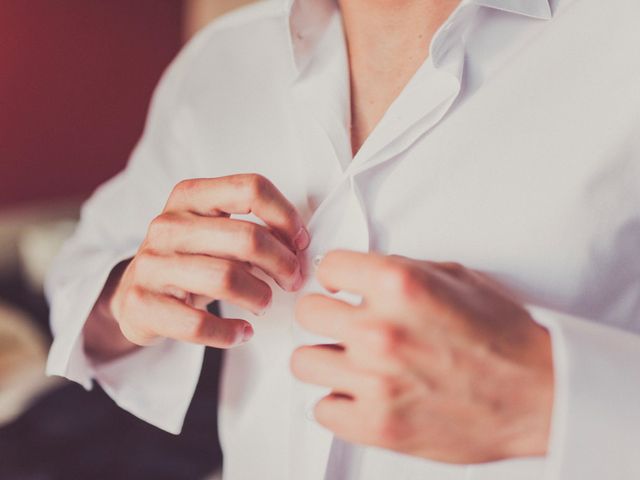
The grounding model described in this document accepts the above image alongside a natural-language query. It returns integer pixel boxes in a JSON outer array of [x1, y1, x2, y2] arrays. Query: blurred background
[[0, 1, 253, 478]]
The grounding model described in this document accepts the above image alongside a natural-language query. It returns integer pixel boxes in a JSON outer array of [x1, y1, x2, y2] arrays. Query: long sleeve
[[45, 32, 210, 434], [527, 304, 640, 479]]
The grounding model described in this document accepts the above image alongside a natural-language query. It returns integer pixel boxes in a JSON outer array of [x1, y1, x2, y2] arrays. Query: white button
[[312, 254, 324, 268]]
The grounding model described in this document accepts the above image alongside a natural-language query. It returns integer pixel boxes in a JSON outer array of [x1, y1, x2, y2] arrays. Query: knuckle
[[368, 374, 402, 401], [244, 173, 271, 200], [382, 264, 420, 298], [441, 261, 466, 277], [371, 409, 404, 447], [319, 250, 340, 268], [168, 179, 198, 209], [119, 287, 147, 324], [183, 309, 209, 339], [117, 288, 156, 342], [217, 262, 240, 292], [279, 255, 299, 278], [238, 223, 264, 256], [443, 260, 464, 271], [368, 323, 406, 356], [199, 258, 220, 282], [133, 251, 157, 277], [172, 178, 198, 196], [213, 323, 238, 348], [118, 321, 147, 346], [147, 212, 180, 238], [254, 283, 273, 310], [147, 214, 166, 236], [124, 285, 147, 307]]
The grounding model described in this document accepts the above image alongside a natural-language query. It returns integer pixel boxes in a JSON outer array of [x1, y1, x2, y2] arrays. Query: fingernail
[[291, 268, 304, 291], [257, 295, 272, 316], [293, 227, 310, 251], [240, 323, 254, 343]]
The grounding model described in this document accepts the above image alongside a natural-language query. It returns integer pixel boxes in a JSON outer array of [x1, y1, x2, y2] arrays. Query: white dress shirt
[[46, 0, 640, 478]]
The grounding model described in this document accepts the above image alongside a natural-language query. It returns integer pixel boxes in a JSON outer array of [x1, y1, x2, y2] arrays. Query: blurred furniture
[[0, 201, 225, 478], [0, 203, 225, 480], [0, 348, 224, 480], [0, 1, 257, 478], [0, 202, 79, 284], [0, 301, 59, 426]]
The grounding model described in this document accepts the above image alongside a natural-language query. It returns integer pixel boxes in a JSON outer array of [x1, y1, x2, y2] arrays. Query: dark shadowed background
[[0, 1, 253, 478]]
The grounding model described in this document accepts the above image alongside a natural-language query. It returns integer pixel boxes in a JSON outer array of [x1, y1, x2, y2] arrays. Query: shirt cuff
[[89, 339, 204, 434], [526, 304, 640, 479], [46, 252, 204, 435]]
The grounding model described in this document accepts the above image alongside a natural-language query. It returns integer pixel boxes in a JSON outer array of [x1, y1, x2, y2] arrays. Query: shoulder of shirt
[[558, 0, 640, 26], [610, 0, 640, 22], [555, 0, 640, 61], [150, 1, 290, 111], [175, 0, 287, 69]]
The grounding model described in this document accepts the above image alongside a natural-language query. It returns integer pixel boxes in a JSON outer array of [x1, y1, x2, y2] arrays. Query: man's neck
[[338, 0, 461, 156]]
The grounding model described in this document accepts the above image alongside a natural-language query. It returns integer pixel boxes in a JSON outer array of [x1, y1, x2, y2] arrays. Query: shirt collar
[[284, 0, 552, 75], [284, 0, 337, 74], [472, 0, 552, 19]]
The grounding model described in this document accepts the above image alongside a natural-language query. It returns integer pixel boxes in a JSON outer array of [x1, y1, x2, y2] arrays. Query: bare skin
[[84, 174, 310, 362], [340, 0, 461, 155], [84, 0, 460, 363], [291, 252, 553, 462], [82, 0, 553, 463], [289, 1, 553, 461]]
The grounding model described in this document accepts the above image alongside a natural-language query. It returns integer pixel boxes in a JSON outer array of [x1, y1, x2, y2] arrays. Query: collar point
[[472, 0, 553, 20]]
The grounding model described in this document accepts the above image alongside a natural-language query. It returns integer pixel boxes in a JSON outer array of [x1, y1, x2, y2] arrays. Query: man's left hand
[[291, 250, 554, 463]]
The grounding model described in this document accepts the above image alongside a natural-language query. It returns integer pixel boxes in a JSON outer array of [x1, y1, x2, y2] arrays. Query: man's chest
[[196, 4, 640, 479]]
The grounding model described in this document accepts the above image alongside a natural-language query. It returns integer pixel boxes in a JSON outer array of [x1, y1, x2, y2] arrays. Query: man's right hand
[[85, 174, 310, 359]]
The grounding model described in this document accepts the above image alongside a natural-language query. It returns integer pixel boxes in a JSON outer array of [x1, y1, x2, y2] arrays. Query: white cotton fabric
[[46, 0, 640, 478]]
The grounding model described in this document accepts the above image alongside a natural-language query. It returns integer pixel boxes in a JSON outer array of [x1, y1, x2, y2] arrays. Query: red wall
[[0, 0, 183, 208]]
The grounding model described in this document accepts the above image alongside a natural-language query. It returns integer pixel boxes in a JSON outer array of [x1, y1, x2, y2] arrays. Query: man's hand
[[291, 250, 553, 464], [87, 174, 309, 358]]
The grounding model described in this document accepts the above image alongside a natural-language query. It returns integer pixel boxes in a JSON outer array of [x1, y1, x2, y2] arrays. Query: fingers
[[313, 394, 365, 442], [295, 293, 362, 342], [165, 174, 310, 251], [295, 292, 418, 374], [123, 290, 252, 349], [316, 250, 390, 300], [290, 345, 365, 396], [149, 216, 302, 291], [316, 251, 438, 316], [314, 388, 414, 452], [117, 173, 310, 350], [134, 253, 272, 316]]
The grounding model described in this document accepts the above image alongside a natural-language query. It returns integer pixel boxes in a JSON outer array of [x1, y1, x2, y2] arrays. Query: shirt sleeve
[[526, 304, 640, 479], [45, 31, 210, 435]]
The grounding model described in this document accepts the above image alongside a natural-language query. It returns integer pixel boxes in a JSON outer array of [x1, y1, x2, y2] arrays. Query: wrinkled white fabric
[[46, 0, 640, 478]]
